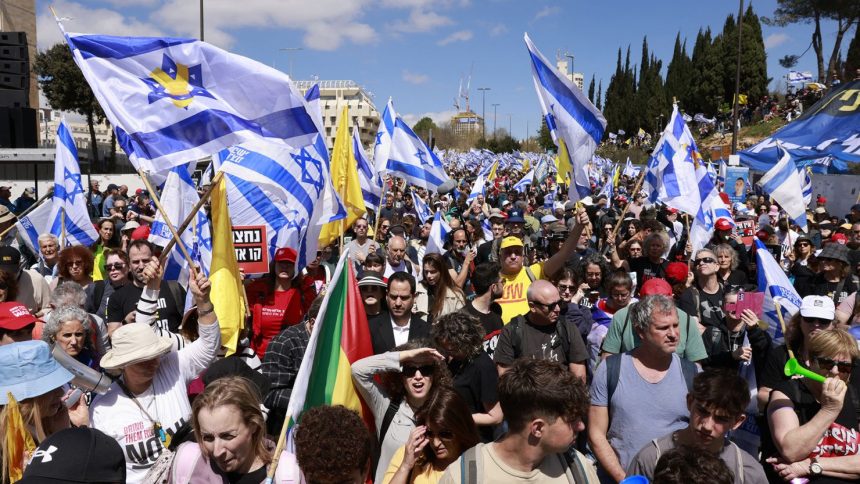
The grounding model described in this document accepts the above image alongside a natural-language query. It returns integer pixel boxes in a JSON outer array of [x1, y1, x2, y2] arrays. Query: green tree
[[596, 80, 603, 111], [412, 116, 437, 144], [741, 5, 770, 105], [537, 118, 554, 151], [633, 37, 666, 134], [665, 32, 692, 109], [690, 28, 722, 115], [587, 75, 596, 104], [844, 26, 860, 80]]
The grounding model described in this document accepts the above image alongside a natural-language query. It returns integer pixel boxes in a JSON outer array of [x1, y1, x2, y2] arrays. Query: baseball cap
[[799, 295, 835, 320], [639, 278, 673, 296], [0, 245, 21, 266], [715, 218, 733, 231], [0, 301, 38, 331], [0, 205, 14, 224], [130, 224, 151, 241], [665, 207, 679, 215], [564, 201, 576, 211], [505, 210, 525, 224], [768, 205, 779, 216], [829, 233, 849, 246], [580, 196, 594, 207], [19, 427, 126, 483], [817, 195, 827, 205], [274, 247, 298, 263], [488, 208, 506, 221], [120, 220, 140, 233], [665, 262, 690, 285], [540, 214, 558, 224], [23, 187, 35, 196], [499, 236, 524, 249]]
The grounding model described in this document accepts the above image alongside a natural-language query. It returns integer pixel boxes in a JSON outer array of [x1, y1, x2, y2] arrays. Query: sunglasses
[[802, 316, 832, 326], [694, 257, 716, 266], [402, 365, 435, 377], [796, 242, 811, 247], [424, 429, 454, 441], [557, 284, 576, 293], [105, 263, 127, 271], [814, 357, 853, 374], [68, 260, 85, 267], [533, 300, 562, 310]]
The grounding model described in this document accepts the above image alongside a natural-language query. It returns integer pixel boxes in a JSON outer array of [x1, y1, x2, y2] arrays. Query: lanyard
[[117, 379, 171, 448]]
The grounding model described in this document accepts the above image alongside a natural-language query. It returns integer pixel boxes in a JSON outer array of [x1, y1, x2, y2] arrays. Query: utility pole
[[280, 47, 303, 79], [508, 114, 512, 138], [478, 87, 490, 140], [492, 103, 500, 139], [730, 0, 744, 154]]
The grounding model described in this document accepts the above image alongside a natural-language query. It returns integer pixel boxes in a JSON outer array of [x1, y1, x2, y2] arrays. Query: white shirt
[[391, 317, 410, 347]]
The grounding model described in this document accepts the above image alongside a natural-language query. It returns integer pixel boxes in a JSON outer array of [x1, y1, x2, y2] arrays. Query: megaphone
[[52, 345, 112, 394], [783, 357, 826, 383]]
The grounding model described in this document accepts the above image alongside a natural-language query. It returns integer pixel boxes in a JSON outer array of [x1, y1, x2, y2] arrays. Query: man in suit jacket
[[368, 271, 430, 354]]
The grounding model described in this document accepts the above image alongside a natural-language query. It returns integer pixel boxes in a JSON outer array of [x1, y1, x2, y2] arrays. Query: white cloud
[[437, 29, 472, 46], [402, 109, 457, 127], [489, 23, 507, 36], [37, 0, 165, 50], [764, 33, 790, 50], [402, 70, 429, 84], [389, 9, 453, 33], [533, 6, 560, 21]]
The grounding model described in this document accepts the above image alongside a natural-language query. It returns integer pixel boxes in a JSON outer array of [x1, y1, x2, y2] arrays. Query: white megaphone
[[52, 345, 112, 395]]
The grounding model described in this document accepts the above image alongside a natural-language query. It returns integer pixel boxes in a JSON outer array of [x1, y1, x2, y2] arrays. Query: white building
[[293, 80, 380, 150], [556, 58, 584, 91]]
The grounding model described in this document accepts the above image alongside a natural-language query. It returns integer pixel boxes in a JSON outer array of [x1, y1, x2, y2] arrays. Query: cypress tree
[[665, 32, 692, 114], [596, 80, 603, 111], [740, 5, 768, 107], [845, 27, 860, 80], [588, 75, 596, 104]]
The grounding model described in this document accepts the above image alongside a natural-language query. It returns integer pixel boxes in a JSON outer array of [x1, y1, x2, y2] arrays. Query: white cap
[[799, 295, 835, 320], [540, 214, 558, 224]]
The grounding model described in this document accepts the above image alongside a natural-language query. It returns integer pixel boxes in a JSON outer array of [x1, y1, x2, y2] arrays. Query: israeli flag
[[755, 239, 801, 342], [16, 199, 53, 256], [217, 138, 344, 270], [526, 33, 605, 202], [426, 210, 451, 256], [758, 143, 808, 232], [412, 191, 432, 224], [353, 127, 381, 211], [382, 102, 450, 191], [48, 120, 99, 247], [65, 34, 317, 173], [513, 169, 535, 194], [787, 71, 813, 83], [481, 219, 493, 241], [467, 174, 485, 204], [149, 163, 211, 286], [622, 157, 637, 178], [597, 176, 613, 201], [372, 99, 395, 175], [800, 167, 812, 206]]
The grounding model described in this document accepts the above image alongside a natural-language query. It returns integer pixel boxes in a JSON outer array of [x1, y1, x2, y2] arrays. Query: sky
[[35, 0, 856, 141]]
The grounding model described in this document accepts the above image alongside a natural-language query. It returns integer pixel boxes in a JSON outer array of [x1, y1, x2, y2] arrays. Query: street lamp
[[199, 0, 204, 41], [279, 47, 303, 79], [477, 87, 490, 139], [492, 103, 500, 139]]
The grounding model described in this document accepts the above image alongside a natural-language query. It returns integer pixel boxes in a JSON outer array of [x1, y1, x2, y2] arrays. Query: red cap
[[666, 207, 679, 214], [715, 218, 733, 231], [274, 247, 298, 263], [831, 233, 848, 245], [817, 196, 827, 205], [665, 262, 689, 285], [718, 192, 731, 206], [0, 302, 38, 331], [639, 278, 673, 296], [131, 224, 151, 240]]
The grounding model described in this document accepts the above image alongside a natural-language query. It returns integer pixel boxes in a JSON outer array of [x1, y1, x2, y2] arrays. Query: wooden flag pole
[[774, 301, 794, 360], [603, 167, 647, 255], [138, 169, 196, 270], [372, 178, 389, 239], [159, 171, 224, 263]]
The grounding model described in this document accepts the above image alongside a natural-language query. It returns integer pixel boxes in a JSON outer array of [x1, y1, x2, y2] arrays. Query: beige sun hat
[[99, 323, 173, 370]]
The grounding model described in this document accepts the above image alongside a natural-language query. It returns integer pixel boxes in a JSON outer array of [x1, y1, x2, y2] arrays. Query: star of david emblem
[[375, 132, 384, 147], [284, 210, 306, 231], [195, 216, 212, 252], [141, 54, 216, 109], [415, 149, 431, 167], [291, 148, 324, 196], [63, 168, 84, 204]]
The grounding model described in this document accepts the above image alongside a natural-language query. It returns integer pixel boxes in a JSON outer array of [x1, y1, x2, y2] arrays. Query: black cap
[[0, 245, 21, 266], [203, 356, 271, 397], [19, 427, 126, 483]]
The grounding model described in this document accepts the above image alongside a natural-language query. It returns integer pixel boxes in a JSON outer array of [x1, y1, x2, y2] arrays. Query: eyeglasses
[[694, 257, 716, 266], [68, 260, 84, 267], [814, 357, 853, 374], [424, 429, 454, 441], [532, 300, 562, 310], [402, 365, 435, 377], [380, 225, 390, 229], [802, 316, 832, 326], [557, 284, 576, 293], [105, 263, 127, 271], [629, 247, 642, 252]]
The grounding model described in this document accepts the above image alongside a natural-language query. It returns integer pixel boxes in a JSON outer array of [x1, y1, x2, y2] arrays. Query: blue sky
[[37, 0, 854, 141]]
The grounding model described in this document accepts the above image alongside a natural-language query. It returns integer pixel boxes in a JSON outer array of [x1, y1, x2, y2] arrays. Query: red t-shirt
[[250, 283, 314, 358]]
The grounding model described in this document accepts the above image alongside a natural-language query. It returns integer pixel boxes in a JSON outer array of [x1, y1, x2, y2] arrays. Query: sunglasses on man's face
[[694, 257, 716, 266]]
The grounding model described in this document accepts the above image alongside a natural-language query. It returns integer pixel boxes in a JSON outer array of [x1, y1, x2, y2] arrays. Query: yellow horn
[[784, 358, 826, 383]]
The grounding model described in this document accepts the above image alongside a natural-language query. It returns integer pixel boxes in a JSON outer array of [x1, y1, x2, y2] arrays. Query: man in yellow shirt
[[497, 208, 589, 323]]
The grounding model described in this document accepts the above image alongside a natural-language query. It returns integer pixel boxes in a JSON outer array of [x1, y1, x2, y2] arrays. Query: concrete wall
[[810, 174, 860, 219]]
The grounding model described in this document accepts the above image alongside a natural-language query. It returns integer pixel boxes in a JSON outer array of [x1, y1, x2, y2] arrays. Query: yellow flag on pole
[[487, 160, 500, 182], [210, 176, 245, 356], [319, 106, 366, 246], [555, 138, 572, 184], [4, 392, 35, 482]]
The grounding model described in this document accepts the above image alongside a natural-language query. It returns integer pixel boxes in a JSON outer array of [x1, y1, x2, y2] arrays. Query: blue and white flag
[[412, 190, 432, 224], [758, 143, 808, 232], [512, 169, 535, 193], [48, 120, 99, 247], [354, 127, 381, 211], [65, 34, 317, 173], [787, 71, 813, 83], [15, 199, 53, 256], [217, 138, 344, 271], [622, 157, 638, 178], [426, 210, 451, 256], [718, 159, 727, 185], [755, 239, 801, 342], [467, 174, 485, 204], [597, 176, 613, 201], [372, 99, 395, 175], [149, 162, 211, 286], [525, 33, 606, 202], [380, 100, 450, 191], [481, 219, 493, 241], [800, 167, 812, 206]]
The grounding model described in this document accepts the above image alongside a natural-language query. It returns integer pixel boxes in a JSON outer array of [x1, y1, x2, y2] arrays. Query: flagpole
[[372, 178, 389, 239], [265, 409, 293, 483], [774, 301, 793, 360], [602, 167, 647, 256], [60, 209, 66, 247], [138, 169, 197, 271], [684, 215, 692, 270], [0, 188, 54, 240], [159, 171, 224, 263]]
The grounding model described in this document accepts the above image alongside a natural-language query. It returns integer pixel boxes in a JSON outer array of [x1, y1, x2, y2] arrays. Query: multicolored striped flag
[[285, 252, 374, 444]]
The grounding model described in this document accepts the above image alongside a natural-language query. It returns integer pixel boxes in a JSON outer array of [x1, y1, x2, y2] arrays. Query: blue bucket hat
[[0, 341, 73, 405]]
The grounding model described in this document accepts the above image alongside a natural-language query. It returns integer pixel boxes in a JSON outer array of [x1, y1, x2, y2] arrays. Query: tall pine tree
[[588, 75, 596, 104], [596, 80, 603, 110], [845, 26, 860, 80], [741, 5, 769, 107], [665, 32, 692, 112]]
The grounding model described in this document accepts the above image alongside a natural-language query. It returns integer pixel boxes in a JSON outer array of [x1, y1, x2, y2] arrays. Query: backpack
[[370, 398, 402, 476], [458, 443, 592, 484], [604, 353, 697, 419], [507, 314, 571, 364], [169, 441, 302, 483]]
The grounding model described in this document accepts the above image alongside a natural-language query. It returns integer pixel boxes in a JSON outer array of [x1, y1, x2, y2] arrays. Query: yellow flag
[[612, 165, 621, 187], [555, 138, 572, 184], [522, 157, 530, 172], [487, 160, 500, 182], [210, 176, 245, 356], [4, 392, 35, 482], [319, 106, 366, 246]]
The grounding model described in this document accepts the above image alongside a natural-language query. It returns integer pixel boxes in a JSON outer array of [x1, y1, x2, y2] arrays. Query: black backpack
[[604, 353, 697, 419]]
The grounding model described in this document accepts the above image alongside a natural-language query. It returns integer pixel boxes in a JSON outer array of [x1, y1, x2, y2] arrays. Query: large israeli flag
[[65, 34, 318, 173], [755, 239, 801, 342], [513, 169, 535, 193], [758, 144, 808, 232], [16, 199, 53, 256], [372, 99, 395, 174], [467, 174, 485, 204], [149, 163, 211, 286], [48, 120, 99, 247], [382, 101, 450, 191], [354, 127, 381, 211], [217, 138, 345, 270], [525, 33, 606, 201]]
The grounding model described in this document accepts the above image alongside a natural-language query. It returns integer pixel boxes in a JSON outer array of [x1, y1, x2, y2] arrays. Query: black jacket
[[368, 310, 431, 354]]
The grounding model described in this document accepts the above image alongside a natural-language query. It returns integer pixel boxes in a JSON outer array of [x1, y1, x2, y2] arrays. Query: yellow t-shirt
[[383, 445, 446, 484], [497, 263, 544, 324]]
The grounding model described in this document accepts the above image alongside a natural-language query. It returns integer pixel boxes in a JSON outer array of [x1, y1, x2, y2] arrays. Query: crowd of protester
[[1, 165, 860, 484]]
